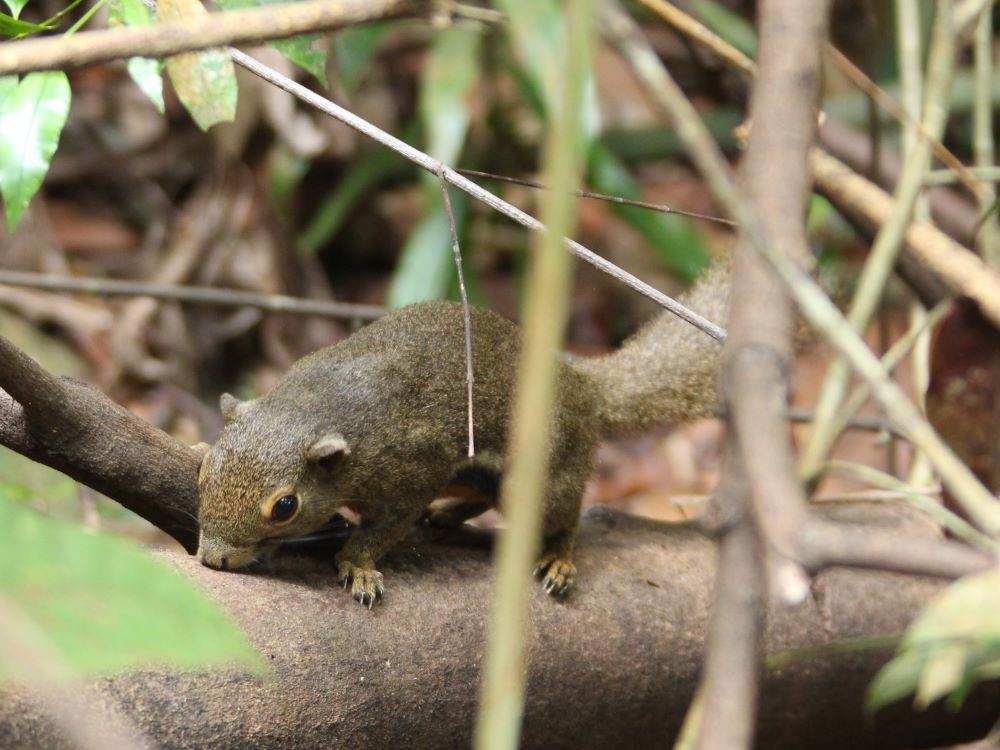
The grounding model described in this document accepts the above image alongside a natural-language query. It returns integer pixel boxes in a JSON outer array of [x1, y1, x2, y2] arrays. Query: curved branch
[[0, 335, 201, 552]]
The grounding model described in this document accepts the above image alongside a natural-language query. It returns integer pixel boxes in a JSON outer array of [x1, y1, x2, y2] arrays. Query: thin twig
[[825, 43, 990, 205], [475, 2, 597, 748], [785, 407, 900, 436], [456, 168, 737, 226], [799, 4, 957, 483], [438, 168, 476, 458], [926, 166, 1000, 185], [0, 270, 386, 321], [817, 300, 949, 455], [639, 0, 756, 75], [0, 0, 419, 75], [824, 460, 996, 552], [957, 0, 996, 36], [227, 48, 727, 342], [972, 2, 999, 264]]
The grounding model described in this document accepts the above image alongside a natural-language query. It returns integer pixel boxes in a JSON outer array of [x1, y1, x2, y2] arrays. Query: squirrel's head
[[196, 393, 351, 571]]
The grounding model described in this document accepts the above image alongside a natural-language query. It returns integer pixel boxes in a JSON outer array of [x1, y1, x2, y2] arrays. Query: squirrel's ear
[[220, 393, 252, 424], [305, 433, 351, 474]]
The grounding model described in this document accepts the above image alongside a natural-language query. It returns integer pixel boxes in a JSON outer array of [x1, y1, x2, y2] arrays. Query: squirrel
[[196, 261, 729, 607]]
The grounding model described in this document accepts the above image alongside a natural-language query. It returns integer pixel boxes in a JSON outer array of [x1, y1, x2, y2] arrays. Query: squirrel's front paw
[[337, 561, 385, 609], [533, 555, 575, 597]]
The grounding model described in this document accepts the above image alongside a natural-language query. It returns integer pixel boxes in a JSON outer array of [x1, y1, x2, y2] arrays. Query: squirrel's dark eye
[[270, 494, 298, 522]]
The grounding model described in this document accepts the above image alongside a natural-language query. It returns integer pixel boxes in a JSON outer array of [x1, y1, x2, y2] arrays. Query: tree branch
[[0, 0, 421, 75], [0, 335, 201, 552], [0, 508, 996, 749], [0, 270, 386, 321]]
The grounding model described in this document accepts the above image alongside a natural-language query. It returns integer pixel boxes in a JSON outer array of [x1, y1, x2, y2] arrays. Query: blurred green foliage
[[0, 491, 265, 679]]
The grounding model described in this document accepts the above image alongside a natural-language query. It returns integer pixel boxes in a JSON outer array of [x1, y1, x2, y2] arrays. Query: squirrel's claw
[[534, 555, 575, 598], [337, 561, 385, 608]]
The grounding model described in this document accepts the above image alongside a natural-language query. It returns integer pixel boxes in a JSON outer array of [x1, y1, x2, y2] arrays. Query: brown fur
[[197, 265, 728, 606]]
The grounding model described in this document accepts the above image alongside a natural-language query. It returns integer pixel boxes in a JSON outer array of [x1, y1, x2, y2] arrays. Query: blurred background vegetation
[[0, 0, 990, 544]]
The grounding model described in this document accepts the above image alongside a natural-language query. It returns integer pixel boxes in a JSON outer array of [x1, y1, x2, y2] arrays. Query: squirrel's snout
[[197, 533, 256, 571]]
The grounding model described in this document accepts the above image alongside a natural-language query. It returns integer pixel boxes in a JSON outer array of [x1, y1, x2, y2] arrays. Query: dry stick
[[0, 270, 386, 321], [824, 459, 996, 552], [475, 2, 596, 748], [811, 149, 1000, 328], [0, 0, 418, 75], [639, 0, 756, 75], [226, 49, 727, 343], [785, 407, 900, 436], [437, 168, 475, 457], [601, 0, 1000, 542], [825, 44, 990, 205], [798, 2, 956, 484], [895, 0, 935, 490], [972, 2, 999, 263], [827, 300, 949, 451], [927, 166, 1000, 185], [957, 0, 996, 35], [456, 168, 737, 227]]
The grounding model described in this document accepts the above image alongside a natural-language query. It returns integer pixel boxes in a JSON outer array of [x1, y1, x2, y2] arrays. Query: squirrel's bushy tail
[[572, 261, 729, 434]]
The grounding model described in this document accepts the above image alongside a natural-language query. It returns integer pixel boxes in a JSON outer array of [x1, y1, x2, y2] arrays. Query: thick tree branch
[[0, 509, 997, 749]]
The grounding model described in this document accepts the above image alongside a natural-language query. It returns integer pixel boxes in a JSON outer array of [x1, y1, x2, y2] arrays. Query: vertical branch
[[798, 1, 957, 482], [699, 0, 831, 746], [692, 450, 764, 750], [973, 2, 999, 265], [473, 2, 597, 748], [895, 0, 935, 486], [438, 169, 476, 457]]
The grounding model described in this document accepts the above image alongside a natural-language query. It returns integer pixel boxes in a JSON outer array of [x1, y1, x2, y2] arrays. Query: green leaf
[[215, 0, 327, 85], [2, 0, 28, 20], [109, 0, 164, 113], [915, 644, 966, 709], [159, 0, 237, 130], [688, 0, 757, 59], [387, 27, 480, 307], [868, 568, 1000, 712], [588, 139, 709, 282], [867, 650, 926, 712], [419, 26, 481, 163], [0, 71, 70, 230], [492, 0, 599, 143], [387, 194, 468, 307], [300, 146, 407, 254], [0, 495, 266, 678], [0, 11, 48, 37], [332, 23, 390, 92]]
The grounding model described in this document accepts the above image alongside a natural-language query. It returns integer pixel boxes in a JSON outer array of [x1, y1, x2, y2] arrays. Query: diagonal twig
[[227, 47, 728, 343], [456, 168, 737, 226]]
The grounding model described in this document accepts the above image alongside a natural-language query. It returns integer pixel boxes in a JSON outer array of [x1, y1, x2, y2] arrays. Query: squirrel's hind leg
[[534, 529, 577, 597], [534, 462, 587, 598]]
